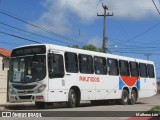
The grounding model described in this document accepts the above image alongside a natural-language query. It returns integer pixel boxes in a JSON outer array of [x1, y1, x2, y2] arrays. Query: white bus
[[8, 44, 157, 108]]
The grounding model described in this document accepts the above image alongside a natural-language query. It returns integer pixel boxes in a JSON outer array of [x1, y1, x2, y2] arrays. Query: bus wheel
[[129, 90, 136, 105], [35, 102, 46, 109], [67, 89, 76, 108], [119, 89, 129, 105]]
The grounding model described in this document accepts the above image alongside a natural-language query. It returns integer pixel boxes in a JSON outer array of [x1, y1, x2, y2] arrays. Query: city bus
[[8, 44, 157, 108]]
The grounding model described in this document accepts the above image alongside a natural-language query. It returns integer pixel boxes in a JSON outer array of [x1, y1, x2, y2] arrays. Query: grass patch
[[146, 106, 160, 114]]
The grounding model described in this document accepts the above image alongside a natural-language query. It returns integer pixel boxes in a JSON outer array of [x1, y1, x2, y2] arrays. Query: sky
[[0, 0, 160, 77]]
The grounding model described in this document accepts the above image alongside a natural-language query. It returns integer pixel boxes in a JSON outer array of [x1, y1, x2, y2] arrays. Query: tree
[[69, 44, 102, 53], [82, 44, 97, 52]]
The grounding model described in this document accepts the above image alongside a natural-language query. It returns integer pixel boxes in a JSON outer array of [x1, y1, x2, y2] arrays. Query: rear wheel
[[129, 90, 137, 105], [67, 89, 77, 108], [119, 89, 129, 105]]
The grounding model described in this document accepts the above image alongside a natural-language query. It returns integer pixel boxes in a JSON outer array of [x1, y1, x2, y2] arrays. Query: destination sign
[[11, 45, 46, 57]]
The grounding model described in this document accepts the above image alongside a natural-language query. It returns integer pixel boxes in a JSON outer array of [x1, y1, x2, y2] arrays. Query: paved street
[[0, 94, 160, 120]]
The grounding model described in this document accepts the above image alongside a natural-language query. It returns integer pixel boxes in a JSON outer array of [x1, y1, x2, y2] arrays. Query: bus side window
[[48, 53, 64, 78], [94, 56, 107, 75], [107, 58, 119, 76], [79, 54, 94, 74], [129, 61, 139, 77], [65, 52, 78, 73], [139, 63, 147, 78], [147, 64, 155, 78], [119, 60, 130, 76]]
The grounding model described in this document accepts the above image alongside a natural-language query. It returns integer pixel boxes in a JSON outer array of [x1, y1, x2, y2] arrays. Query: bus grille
[[19, 95, 32, 99], [12, 85, 37, 90], [17, 91, 34, 94]]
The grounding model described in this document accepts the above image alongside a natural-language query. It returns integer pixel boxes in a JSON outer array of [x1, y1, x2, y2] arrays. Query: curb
[[0, 106, 6, 111], [0, 102, 35, 110]]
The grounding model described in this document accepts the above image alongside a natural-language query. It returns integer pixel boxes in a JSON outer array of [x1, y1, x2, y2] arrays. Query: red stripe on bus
[[121, 76, 139, 87]]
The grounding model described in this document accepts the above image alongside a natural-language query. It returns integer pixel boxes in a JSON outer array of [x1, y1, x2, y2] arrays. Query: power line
[[109, 46, 160, 50], [110, 51, 160, 55], [97, 3, 113, 53], [122, 22, 160, 43], [0, 10, 85, 45], [0, 25, 48, 43], [0, 30, 41, 43], [152, 0, 160, 15], [0, 21, 71, 45]]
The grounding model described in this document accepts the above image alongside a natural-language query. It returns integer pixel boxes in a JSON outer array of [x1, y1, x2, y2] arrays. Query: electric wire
[[0, 11, 86, 45], [0, 30, 41, 44], [0, 21, 71, 45]]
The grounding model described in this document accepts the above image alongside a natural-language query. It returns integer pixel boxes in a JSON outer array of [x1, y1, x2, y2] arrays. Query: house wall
[[0, 56, 9, 104]]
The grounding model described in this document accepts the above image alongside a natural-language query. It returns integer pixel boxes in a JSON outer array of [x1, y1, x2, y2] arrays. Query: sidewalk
[[0, 102, 35, 110]]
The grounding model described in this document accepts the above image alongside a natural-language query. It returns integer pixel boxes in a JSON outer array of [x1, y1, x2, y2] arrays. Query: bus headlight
[[9, 88, 16, 94], [35, 84, 46, 93]]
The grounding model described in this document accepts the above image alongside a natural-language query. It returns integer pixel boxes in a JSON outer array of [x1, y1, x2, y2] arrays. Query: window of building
[[65, 52, 78, 73], [79, 54, 93, 74], [119, 60, 130, 76], [139, 63, 147, 78], [2, 63, 4, 71], [107, 58, 119, 76], [129, 62, 139, 77], [147, 64, 155, 78], [94, 56, 107, 75]]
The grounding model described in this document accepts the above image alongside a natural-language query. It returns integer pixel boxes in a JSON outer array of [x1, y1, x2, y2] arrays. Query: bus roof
[[12, 43, 154, 64]]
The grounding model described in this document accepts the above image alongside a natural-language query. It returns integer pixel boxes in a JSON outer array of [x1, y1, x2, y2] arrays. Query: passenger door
[[48, 51, 67, 101]]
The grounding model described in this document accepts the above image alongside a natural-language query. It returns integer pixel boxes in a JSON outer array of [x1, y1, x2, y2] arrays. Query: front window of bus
[[9, 55, 46, 83]]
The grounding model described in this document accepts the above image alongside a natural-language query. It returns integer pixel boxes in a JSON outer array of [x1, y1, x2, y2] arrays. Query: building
[[0, 48, 11, 104]]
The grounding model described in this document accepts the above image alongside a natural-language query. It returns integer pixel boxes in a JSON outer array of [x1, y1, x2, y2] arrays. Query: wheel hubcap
[[123, 95, 128, 102], [71, 93, 76, 104], [131, 93, 135, 101]]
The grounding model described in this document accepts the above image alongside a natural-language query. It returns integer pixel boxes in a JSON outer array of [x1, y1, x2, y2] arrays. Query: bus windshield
[[9, 55, 46, 83]]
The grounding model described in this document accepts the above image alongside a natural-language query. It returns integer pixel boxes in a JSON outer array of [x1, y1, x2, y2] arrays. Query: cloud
[[88, 36, 115, 49], [88, 36, 102, 48], [64, 0, 99, 22], [27, 0, 72, 34], [108, 0, 158, 20], [27, 0, 158, 34]]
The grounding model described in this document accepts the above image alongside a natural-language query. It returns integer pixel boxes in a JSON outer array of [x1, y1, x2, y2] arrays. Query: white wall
[[0, 56, 9, 104]]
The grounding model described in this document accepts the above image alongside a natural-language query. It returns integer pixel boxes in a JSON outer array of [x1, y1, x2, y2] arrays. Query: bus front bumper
[[9, 93, 47, 103]]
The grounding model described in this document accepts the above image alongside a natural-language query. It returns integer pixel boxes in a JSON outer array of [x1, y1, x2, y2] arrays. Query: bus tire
[[129, 90, 137, 105], [35, 102, 46, 109], [67, 89, 76, 108], [119, 89, 129, 105]]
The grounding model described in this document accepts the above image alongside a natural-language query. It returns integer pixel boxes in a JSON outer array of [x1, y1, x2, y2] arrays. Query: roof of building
[[0, 48, 11, 57]]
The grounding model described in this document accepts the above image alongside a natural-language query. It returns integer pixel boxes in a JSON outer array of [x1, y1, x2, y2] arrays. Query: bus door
[[47, 51, 67, 101]]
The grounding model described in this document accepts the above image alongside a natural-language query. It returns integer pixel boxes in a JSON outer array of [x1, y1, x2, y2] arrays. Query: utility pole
[[144, 53, 152, 60], [97, 3, 113, 53]]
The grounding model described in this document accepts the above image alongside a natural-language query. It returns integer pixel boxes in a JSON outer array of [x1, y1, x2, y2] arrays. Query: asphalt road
[[1, 94, 160, 120]]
